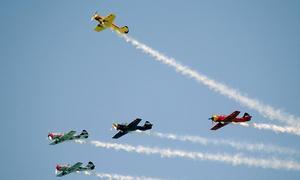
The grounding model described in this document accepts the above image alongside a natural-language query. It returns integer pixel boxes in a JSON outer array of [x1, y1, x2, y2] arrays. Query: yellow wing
[[104, 14, 116, 25], [94, 24, 106, 32]]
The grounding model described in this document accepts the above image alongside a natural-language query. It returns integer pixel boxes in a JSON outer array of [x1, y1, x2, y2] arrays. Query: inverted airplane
[[56, 161, 95, 177], [48, 130, 88, 145], [112, 118, 153, 139], [209, 111, 252, 130], [91, 12, 129, 34]]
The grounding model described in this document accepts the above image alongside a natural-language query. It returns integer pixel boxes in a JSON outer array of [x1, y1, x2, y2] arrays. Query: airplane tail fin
[[144, 121, 153, 129], [118, 26, 129, 34], [80, 130, 89, 138], [87, 161, 95, 170], [243, 112, 250, 118]]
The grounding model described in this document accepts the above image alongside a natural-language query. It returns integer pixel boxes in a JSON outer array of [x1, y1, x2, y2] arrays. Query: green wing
[[60, 130, 76, 141], [69, 162, 83, 172], [50, 130, 76, 145], [56, 171, 70, 177]]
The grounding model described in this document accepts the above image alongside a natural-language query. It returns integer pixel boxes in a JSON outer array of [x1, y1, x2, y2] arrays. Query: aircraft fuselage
[[211, 114, 252, 123]]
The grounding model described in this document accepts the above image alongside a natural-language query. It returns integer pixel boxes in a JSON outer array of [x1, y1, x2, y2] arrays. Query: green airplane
[[48, 130, 88, 145], [56, 162, 95, 177]]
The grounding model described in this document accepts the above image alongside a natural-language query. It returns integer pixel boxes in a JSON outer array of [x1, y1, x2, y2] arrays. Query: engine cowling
[[56, 165, 62, 171], [48, 133, 63, 140], [112, 123, 119, 130]]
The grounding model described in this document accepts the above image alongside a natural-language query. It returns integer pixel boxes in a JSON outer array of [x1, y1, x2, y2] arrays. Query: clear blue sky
[[1, 0, 300, 179]]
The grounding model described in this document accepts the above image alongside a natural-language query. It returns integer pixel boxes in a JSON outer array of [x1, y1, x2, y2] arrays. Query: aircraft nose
[[112, 123, 118, 130], [56, 165, 61, 171], [48, 133, 53, 140]]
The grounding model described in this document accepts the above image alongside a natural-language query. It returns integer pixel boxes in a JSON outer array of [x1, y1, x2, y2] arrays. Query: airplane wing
[[210, 122, 230, 130], [56, 170, 70, 177], [223, 111, 240, 122], [112, 131, 128, 139], [60, 130, 76, 141], [127, 118, 142, 129], [104, 14, 116, 24], [94, 24, 106, 32], [50, 141, 59, 145], [68, 162, 83, 172]]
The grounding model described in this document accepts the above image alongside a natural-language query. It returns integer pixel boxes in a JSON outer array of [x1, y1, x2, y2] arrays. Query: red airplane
[[209, 111, 252, 130]]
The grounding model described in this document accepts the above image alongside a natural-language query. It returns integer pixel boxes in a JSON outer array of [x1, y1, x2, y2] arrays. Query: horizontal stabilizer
[[118, 26, 129, 34], [79, 130, 89, 138], [243, 112, 250, 118], [87, 161, 95, 170]]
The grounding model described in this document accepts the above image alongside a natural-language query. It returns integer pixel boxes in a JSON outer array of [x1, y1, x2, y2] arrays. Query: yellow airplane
[[91, 12, 129, 34]]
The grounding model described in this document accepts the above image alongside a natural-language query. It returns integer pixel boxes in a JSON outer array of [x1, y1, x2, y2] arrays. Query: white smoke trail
[[75, 139, 86, 144], [86, 140, 300, 171], [118, 34, 300, 128], [238, 122, 300, 136], [83, 171, 161, 180], [139, 131, 298, 155]]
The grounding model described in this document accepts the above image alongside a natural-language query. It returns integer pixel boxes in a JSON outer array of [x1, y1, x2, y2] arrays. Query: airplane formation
[[48, 12, 253, 177]]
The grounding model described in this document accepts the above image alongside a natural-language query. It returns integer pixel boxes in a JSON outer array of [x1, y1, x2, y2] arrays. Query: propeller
[[112, 123, 118, 130], [209, 117, 214, 125], [91, 11, 98, 21], [48, 133, 53, 140]]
